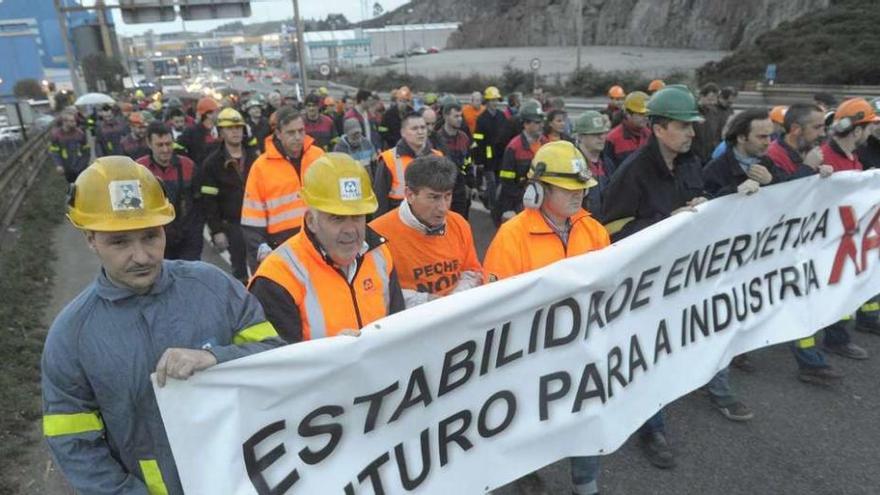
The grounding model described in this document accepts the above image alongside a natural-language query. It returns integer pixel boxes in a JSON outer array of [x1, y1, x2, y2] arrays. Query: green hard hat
[[424, 92, 438, 105], [647, 85, 704, 122], [439, 94, 461, 112], [574, 111, 610, 135], [519, 99, 545, 122]]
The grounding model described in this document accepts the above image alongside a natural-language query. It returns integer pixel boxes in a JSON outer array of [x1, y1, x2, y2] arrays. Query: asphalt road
[[366, 46, 730, 80]]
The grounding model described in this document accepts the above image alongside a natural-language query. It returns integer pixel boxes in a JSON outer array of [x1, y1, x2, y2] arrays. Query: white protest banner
[[155, 172, 880, 494]]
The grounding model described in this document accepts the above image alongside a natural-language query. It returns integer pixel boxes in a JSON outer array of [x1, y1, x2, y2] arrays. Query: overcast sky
[[85, 0, 410, 36]]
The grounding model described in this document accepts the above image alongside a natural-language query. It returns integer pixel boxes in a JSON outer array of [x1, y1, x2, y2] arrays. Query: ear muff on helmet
[[831, 111, 863, 135], [522, 163, 547, 209]]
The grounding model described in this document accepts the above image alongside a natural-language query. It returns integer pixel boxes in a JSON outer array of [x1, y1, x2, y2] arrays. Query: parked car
[[409, 47, 428, 56], [427, 46, 440, 54], [0, 126, 24, 142]]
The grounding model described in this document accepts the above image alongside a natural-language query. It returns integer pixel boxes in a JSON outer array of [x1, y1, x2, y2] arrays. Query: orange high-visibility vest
[[251, 231, 394, 340], [378, 147, 443, 200], [241, 136, 324, 234], [484, 208, 610, 281], [370, 209, 483, 296]]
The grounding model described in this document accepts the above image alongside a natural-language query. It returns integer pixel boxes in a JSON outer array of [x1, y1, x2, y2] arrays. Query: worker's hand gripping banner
[[155, 172, 880, 494]]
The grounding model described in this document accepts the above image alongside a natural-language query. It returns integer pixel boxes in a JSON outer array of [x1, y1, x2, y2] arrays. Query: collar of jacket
[[145, 151, 179, 170], [222, 142, 254, 168], [522, 207, 587, 235], [395, 139, 432, 158], [727, 146, 755, 175], [519, 131, 547, 150], [95, 260, 174, 302], [398, 200, 446, 235], [777, 138, 805, 165], [302, 218, 387, 270], [645, 135, 698, 178], [268, 134, 315, 162], [622, 121, 648, 140], [828, 137, 853, 160]]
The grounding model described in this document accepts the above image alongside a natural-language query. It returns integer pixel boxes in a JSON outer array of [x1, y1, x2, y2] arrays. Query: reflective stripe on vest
[[278, 243, 329, 339], [371, 249, 391, 309], [390, 150, 406, 199]]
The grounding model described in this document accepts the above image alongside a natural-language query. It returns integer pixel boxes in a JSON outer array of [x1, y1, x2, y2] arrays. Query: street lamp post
[[401, 8, 413, 77]]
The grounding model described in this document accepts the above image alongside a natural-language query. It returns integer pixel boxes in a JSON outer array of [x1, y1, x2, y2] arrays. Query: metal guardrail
[[0, 128, 51, 241]]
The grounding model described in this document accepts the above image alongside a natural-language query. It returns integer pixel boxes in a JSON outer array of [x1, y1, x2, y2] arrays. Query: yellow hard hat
[[624, 91, 649, 114], [134, 89, 145, 99], [529, 141, 598, 191], [318, 86, 329, 96], [67, 156, 175, 232], [484, 86, 502, 100], [216, 107, 245, 128], [302, 153, 378, 216]]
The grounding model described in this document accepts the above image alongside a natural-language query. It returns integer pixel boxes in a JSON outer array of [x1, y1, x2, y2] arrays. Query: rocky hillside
[[366, 0, 831, 50]]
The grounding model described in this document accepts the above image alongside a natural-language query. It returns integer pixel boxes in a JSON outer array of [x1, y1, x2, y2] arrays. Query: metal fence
[[0, 128, 51, 241]]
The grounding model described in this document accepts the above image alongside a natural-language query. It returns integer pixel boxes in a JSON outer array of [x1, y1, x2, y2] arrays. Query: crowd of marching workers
[[41, 77, 880, 494]]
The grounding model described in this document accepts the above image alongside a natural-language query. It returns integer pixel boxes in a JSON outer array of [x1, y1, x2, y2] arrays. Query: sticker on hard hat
[[592, 117, 605, 128], [339, 177, 363, 201], [108, 180, 144, 211], [571, 158, 586, 173]]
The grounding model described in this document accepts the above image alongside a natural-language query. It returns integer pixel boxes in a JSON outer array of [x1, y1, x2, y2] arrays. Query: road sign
[[530, 57, 541, 72], [180, 0, 252, 21], [319, 64, 331, 77]]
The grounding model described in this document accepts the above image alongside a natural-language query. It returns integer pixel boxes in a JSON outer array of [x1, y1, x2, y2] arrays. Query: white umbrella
[[74, 92, 115, 106]]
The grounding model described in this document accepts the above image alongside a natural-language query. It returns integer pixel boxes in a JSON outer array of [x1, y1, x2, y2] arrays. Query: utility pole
[[96, 0, 114, 57], [575, 0, 583, 72], [402, 25, 408, 77], [53, 0, 83, 94], [292, 0, 309, 97]]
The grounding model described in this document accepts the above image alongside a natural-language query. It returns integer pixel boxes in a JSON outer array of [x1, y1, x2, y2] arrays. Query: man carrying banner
[[370, 155, 483, 308], [249, 153, 406, 343], [601, 85, 753, 467], [42, 156, 284, 495], [484, 140, 609, 495], [766, 103, 859, 384]]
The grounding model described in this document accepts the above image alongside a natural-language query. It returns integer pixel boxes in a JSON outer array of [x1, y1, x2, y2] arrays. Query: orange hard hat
[[648, 79, 666, 93], [324, 96, 336, 107], [834, 98, 880, 126], [769, 105, 788, 125], [196, 97, 219, 116], [608, 85, 625, 98], [397, 86, 413, 101], [120, 102, 133, 113], [128, 112, 145, 127]]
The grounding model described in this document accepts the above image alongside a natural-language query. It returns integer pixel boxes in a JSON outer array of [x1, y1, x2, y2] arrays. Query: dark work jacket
[[200, 143, 258, 234], [474, 108, 511, 172], [136, 153, 201, 246], [582, 151, 616, 217], [765, 139, 816, 182], [702, 146, 780, 197], [247, 116, 271, 154], [248, 226, 405, 344], [379, 106, 410, 150], [94, 117, 128, 157], [601, 136, 705, 241], [177, 122, 220, 171]]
